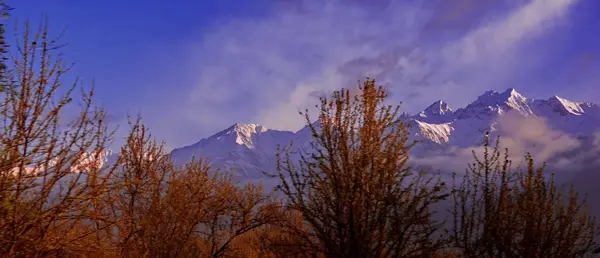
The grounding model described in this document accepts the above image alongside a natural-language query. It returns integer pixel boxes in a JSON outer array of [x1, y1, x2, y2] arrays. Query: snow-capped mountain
[[415, 100, 454, 124], [11, 149, 116, 176], [169, 88, 600, 178], [170, 123, 297, 177], [405, 88, 600, 148]]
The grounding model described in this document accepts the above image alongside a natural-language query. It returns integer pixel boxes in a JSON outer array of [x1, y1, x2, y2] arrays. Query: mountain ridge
[[169, 88, 600, 179]]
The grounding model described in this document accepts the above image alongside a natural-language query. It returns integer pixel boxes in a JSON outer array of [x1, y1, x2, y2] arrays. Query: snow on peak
[[211, 123, 268, 148], [500, 88, 531, 114], [423, 100, 452, 116], [167, 88, 600, 180], [547, 95, 585, 115], [457, 88, 532, 118], [476, 88, 526, 107], [413, 120, 453, 144], [415, 100, 454, 123], [504, 88, 521, 97], [9, 149, 116, 177]]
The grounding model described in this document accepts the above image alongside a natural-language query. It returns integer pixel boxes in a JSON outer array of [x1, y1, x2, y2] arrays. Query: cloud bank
[[143, 0, 583, 148]]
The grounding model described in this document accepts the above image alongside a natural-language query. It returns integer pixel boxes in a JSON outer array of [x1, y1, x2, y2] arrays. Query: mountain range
[[169, 88, 600, 181], [72, 87, 598, 228]]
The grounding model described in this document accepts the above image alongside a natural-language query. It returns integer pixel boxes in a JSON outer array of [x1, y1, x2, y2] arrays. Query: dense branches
[[449, 134, 599, 257], [0, 19, 114, 257], [276, 79, 448, 258], [0, 19, 284, 258], [97, 119, 285, 257]]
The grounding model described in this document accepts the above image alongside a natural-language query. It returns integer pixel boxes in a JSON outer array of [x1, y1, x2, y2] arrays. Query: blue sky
[[9, 0, 600, 149]]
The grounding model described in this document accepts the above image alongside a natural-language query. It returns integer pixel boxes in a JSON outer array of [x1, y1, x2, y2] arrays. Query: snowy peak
[[547, 95, 585, 115], [416, 100, 454, 123], [210, 123, 269, 148], [413, 120, 453, 144], [456, 88, 532, 118], [213, 123, 269, 138], [422, 100, 453, 116], [169, 122, 297, 177], [475, 88, 527, 109], [408, 88, 600, 147]]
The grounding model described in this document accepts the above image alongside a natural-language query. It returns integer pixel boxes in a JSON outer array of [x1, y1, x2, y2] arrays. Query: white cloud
[[410, 111, 583, 177], [144, 0, 581, 148]]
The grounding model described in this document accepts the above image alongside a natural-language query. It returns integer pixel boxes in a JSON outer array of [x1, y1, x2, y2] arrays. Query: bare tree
[[449, 134, 599, 257], [0, 19, 116, 257], [276, 79, 448, 257]]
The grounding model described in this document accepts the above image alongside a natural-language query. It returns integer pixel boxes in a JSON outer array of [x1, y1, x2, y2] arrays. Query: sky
[[9, 0, 600, 150]]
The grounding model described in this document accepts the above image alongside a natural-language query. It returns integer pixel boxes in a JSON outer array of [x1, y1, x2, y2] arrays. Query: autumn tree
[[449, 134, 599, 257], [0, 19, 116, 256], [0, 12, 287, 258], [242, 209, 322, 258], [99, 118, 285, 257], [276, 79, 448, 257]]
